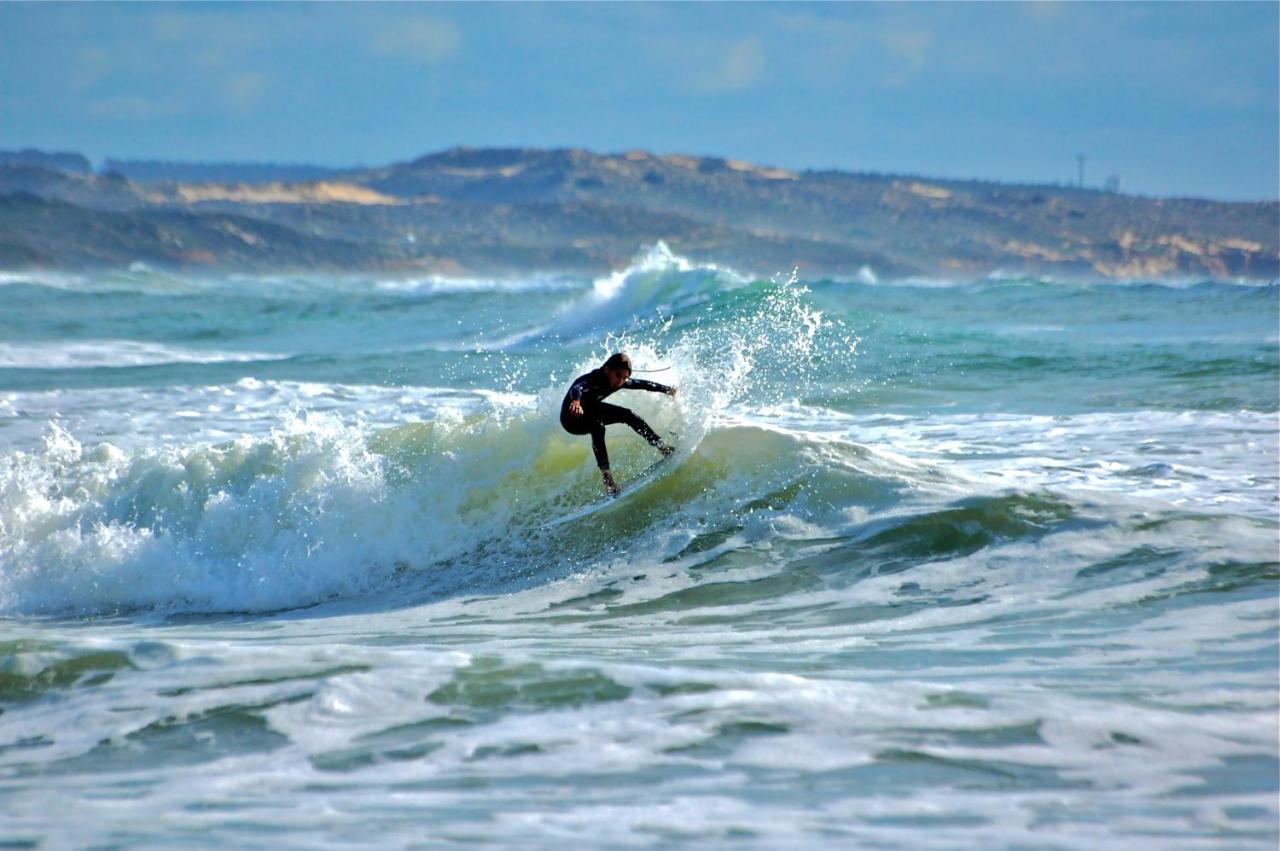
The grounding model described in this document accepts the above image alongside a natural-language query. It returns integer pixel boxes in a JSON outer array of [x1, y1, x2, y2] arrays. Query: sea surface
[[1, 244, 1277, 848]]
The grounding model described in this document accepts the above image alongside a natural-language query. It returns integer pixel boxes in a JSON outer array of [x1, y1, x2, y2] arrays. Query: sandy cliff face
[[158, 182, 404, 206]]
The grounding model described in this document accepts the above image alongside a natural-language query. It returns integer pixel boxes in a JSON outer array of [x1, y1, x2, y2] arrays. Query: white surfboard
[[543, 453, 679, 529]]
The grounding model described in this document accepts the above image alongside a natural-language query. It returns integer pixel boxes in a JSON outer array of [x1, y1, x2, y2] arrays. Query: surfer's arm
[[624, 378, 676, 395], [566, 374, 593, 416], [568, 375, 592, 402]]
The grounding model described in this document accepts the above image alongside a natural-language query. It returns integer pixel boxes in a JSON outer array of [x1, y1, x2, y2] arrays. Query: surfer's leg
[[594, 403, 673, 455], [589, 422, 610, 470], [562, 404, 613, 469]]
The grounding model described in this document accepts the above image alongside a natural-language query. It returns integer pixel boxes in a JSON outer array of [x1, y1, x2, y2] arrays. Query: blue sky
[[1, 1, 1276, 200]]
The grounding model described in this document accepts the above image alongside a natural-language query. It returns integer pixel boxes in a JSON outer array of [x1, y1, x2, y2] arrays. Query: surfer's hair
[[603, 353, 632, 374]]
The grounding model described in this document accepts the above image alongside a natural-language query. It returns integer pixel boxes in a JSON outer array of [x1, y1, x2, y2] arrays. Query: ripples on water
[[1, 248, 1276, 848]]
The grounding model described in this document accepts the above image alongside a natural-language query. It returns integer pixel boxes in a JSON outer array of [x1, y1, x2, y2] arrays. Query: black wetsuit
[[560, 369, 673, 470]]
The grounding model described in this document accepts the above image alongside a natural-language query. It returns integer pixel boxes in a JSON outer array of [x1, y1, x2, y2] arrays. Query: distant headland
[[1, 146, 1275, 280]]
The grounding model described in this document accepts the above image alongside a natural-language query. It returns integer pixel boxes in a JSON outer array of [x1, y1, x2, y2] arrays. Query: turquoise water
[[1, 246, 1277, 847]]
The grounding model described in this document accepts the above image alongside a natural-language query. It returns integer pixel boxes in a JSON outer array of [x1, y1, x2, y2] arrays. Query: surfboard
[[543, 453, 677, 529]]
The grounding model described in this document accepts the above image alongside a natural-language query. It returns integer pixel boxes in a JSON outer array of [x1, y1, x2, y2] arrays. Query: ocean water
[[1, 244, 1276, 848]]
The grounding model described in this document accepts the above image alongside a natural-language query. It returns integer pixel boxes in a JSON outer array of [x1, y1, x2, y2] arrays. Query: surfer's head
[[603, 352, 632, 389]]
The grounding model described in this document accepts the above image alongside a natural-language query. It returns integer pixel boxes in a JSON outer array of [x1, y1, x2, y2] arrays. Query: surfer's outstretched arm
[[624, 378, 677, 396]]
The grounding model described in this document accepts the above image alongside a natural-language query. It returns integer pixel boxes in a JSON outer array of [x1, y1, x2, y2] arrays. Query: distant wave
[[0, 270, 89, 289], [0, 267, 587, 298], [373, 273, 585, 295], [480, 242, 755, 350], [0, 339, 291, 369], [816, 273, 1279, 290]]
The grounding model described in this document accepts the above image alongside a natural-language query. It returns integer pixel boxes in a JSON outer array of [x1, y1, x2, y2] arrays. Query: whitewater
[[0, 244, 1276, 848]]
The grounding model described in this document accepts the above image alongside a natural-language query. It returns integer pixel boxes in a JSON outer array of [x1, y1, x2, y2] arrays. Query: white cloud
[[147, 9, 265, 53], [147, 10, 199, 43], [87, 94, 184, 120], [372, 16, 461, 64], [878, 29, 935, 88], [692, 37, 767, 94], [766, 10, 939, 90], [222, 72, 270, 113], [71, 47, 114, 91]]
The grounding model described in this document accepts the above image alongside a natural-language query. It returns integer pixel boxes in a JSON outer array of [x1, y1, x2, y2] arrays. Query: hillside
[[0, 192, 377, 269], [0, 147, 1275, 279]]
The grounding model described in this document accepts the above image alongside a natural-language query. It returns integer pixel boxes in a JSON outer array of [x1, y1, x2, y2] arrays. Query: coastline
[[2, 147, 1277, 282]]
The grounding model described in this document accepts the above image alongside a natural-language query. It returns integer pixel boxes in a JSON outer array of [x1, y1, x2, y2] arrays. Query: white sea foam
[[373, 272, 583, 294], [0, 269, 89, 289], [745, 404, 1280, 520], [824, 274, 1277, 290], [0, 380, 533, 452], [0, 339, 289, 369], [575, 241, 747, 328]]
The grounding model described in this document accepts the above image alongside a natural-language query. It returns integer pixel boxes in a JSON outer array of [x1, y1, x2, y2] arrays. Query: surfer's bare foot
[[602, 470, 621, 496], [659, 443, 675, 458]]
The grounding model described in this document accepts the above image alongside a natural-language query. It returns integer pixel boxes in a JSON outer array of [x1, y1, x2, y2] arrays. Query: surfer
[[560, 352, 677, 496]]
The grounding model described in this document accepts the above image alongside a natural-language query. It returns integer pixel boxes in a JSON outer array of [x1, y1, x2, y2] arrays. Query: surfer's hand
[[602, 470, 621, 497], [668, 386, 678, 397], [569, 399, 584, 417]]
